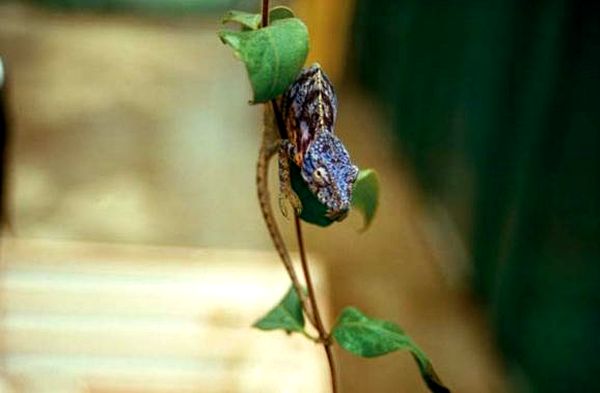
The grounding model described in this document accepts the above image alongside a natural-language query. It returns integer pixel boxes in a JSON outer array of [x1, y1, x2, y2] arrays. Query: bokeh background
[[0, 0, 598, 392]]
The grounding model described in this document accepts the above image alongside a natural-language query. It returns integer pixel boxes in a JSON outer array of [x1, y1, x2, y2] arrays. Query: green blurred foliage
[[29, 0, 248, 13], [353, 0, 599, 392]]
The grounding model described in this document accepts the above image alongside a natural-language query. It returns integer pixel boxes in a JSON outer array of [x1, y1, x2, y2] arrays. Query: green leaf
[[332, 307, 450, 393], [332, 307, 407, 357], [221, 10, 262, 30], [253, 286, 305, 333], [351, 169, 379, 230], [218, 17, 309, 103], [290, 161, 336, 227]]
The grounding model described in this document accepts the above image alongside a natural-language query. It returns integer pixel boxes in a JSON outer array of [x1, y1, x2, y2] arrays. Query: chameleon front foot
[[277, 139, 303, 218], [278, 190, 303, 219]]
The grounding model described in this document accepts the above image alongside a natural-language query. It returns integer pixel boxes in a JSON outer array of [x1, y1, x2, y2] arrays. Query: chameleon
[[277, 63, 359, 221], [256, 64, 358, 326], [255, 64, 357, 325]]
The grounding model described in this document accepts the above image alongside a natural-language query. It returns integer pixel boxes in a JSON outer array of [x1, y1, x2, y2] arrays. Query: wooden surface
[[0, 238, 329, 393]]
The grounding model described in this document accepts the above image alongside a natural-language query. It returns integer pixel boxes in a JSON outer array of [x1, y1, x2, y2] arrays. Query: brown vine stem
[[261, 0, 269, 27], [294, 215, 338, 393], [260, 1, 338, 393]]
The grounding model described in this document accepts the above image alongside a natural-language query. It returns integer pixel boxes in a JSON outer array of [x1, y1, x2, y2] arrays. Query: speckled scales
[[280, 64, 337, 166], [278, 64, 359, 220]]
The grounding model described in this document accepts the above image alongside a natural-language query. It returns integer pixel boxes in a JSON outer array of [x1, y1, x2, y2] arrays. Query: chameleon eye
[[313, 167, 329, 185]]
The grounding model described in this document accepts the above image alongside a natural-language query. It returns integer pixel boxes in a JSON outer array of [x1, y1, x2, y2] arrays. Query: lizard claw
[[278, 194, 290, 219], [289, 191, 303, 215], [278, 192, 302, 219]]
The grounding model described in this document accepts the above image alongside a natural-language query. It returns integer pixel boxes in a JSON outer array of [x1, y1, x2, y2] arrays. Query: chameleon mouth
[[326, 208, 349, 222]]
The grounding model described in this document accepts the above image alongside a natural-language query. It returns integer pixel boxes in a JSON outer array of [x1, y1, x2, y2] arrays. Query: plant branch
[[260, 1, 338, 392], [294, 216, 327, 337], [295, 215, 338, 393], [271, 100, 287, 139], [261, 0, 269, 27]]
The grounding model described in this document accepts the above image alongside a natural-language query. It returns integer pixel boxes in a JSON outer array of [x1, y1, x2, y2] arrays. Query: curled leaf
[[332, 307, 450, 393], [218, 17, 309, 103], [351, 169, 379, 230]]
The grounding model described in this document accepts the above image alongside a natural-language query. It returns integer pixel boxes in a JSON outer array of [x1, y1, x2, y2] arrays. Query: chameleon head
[[301, 131, 359, 221]]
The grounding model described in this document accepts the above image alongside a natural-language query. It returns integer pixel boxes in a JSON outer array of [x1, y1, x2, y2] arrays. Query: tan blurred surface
[[0, 238, 329, 392], [0, 2, 509, 393]]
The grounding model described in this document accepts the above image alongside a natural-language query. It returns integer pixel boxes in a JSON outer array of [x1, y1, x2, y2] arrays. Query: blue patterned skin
[[300, 131, 358, 219], [280, 64, 359, 220]]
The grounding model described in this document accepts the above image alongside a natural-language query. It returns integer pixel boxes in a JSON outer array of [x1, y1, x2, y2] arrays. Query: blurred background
[[0, 0, 598, 392]]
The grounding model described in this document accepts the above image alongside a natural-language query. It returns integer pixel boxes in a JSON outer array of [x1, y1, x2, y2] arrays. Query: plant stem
[[294, 215, 338, 393], [261, 1, 338, 392], [261, 0, 269, 27]]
